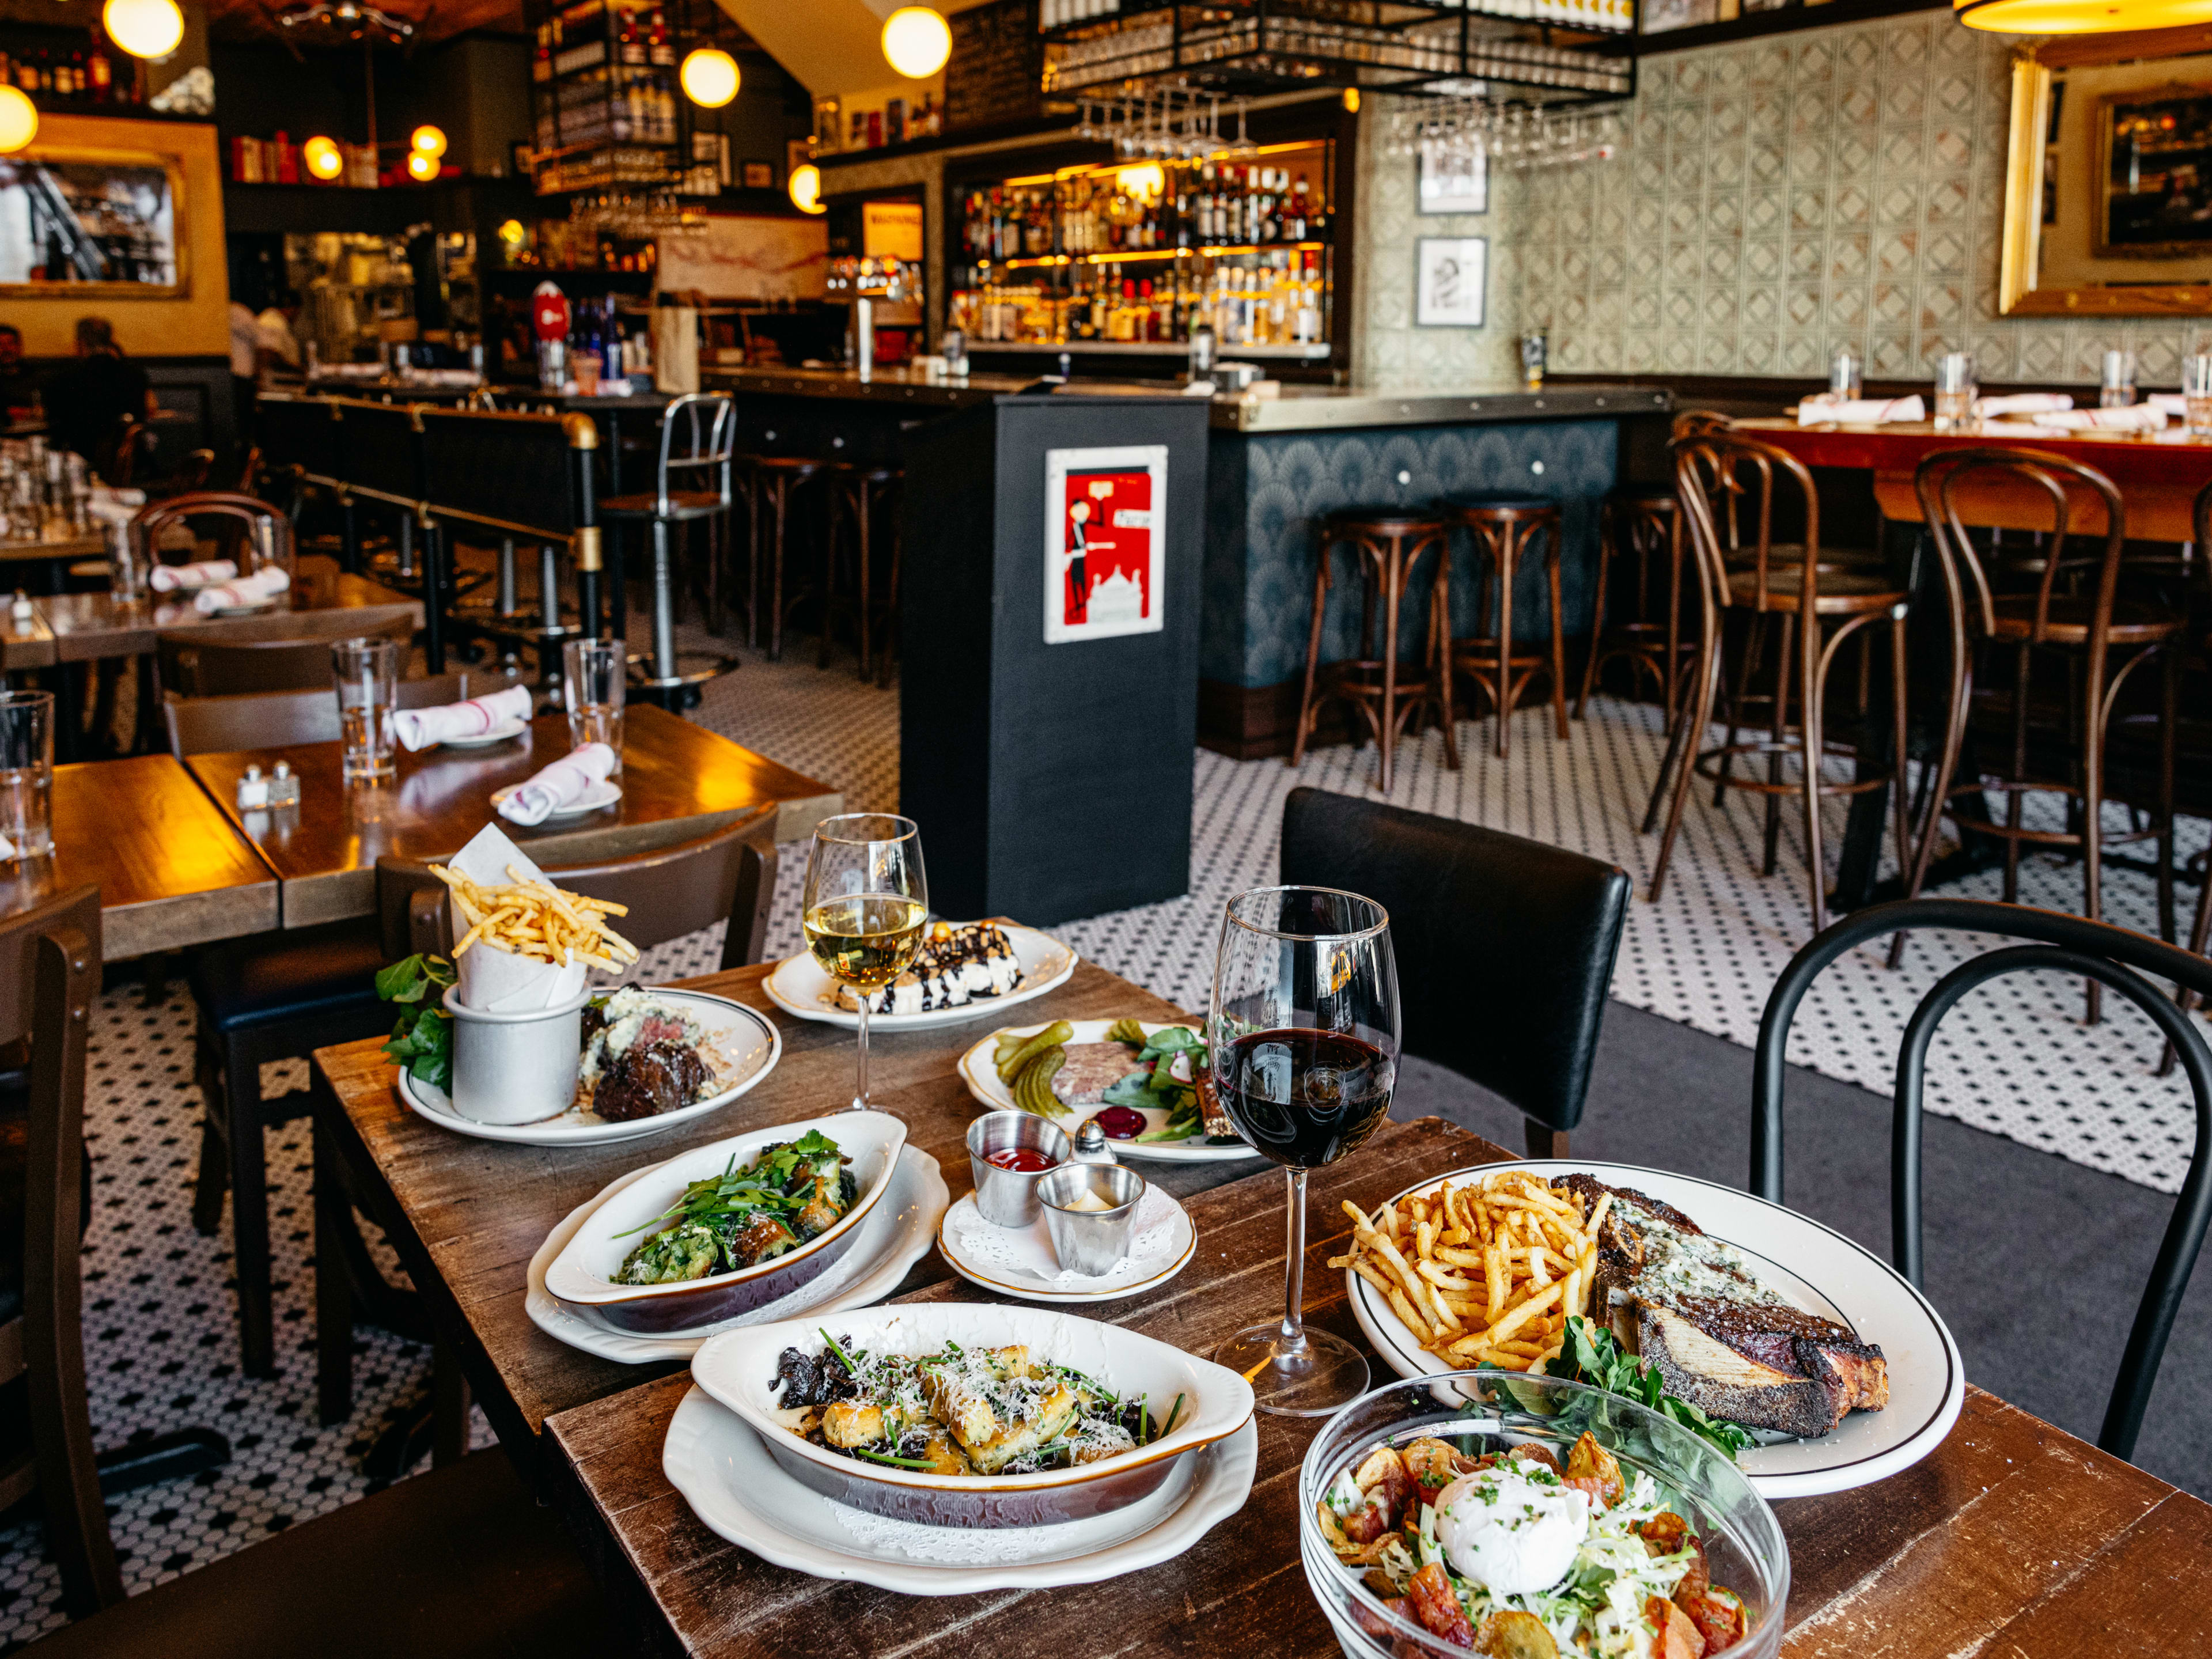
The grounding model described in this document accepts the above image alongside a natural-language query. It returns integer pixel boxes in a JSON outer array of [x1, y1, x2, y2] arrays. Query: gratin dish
[[542, 1111, 907, 1334], [690, 1302, 1255, 1528], [1301, 1374, 1789, 1659]]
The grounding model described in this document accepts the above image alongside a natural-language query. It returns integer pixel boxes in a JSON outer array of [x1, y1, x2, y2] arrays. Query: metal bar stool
[[1444, 494, 1569, 758], [1577, 485, 1692, 727], [598, 392, 740, 709], [822, 462, 902, 684], [1289, 508, 1458, 791], [1647, 430, 1913, 938], [1897, 447, 2185, 1016]]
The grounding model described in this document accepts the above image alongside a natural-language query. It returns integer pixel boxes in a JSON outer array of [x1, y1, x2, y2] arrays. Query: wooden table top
[[33, 558, 422, 664], [0, 605, 55, 671], [0, 531, 106, 566], [0, 753, 278, 959], [196, 706, 841, 929]]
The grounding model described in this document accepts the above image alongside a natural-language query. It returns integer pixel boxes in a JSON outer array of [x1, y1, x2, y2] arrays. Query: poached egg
[[1432, 1460, 1590, 1597]]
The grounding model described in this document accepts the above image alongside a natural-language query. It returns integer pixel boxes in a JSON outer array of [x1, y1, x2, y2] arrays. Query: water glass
[[2101, 348, 2137, 409], [0, 691, 54, 861], [332, 637, 399, 782], [562, 638, 626, 778], [1933, 351, 1976, 431], [2184, 354, 2212, 437], [1829, 345, 1863, 402]]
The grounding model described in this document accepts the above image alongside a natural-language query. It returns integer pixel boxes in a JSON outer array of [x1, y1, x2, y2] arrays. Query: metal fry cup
[[967, 1110, 1071, 1228], [1039, 1161, 1146, 1277]]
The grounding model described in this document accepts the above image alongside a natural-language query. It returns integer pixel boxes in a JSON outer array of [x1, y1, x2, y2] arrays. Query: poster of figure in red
[[1042, 444, 1168, 645]]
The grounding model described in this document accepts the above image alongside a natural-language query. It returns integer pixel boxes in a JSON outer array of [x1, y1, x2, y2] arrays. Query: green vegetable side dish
[[613, 1130, 857, 1286], [376, 954, 455, 1090], [1487, 1315, 1755, 1461], [991, 1018, 1226, 1143]]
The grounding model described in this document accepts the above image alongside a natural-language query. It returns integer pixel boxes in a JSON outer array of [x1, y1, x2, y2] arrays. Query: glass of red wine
[[1208, 885, 1399, 1416]]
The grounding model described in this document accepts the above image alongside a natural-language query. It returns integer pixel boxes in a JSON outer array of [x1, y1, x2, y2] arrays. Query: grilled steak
[[1552, 1174, 1888, 1438], [595, 1039, 711, 1122]]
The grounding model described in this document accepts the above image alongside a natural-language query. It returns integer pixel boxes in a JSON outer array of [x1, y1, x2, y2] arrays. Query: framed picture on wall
[[0, 148, 187, 296], [1042, 444, 1167, 646], [1417, 138, 1486, 215], [2095, 82, 2212, 258], [743, 161, 774, 189], [1414, 237, 1487, 327]]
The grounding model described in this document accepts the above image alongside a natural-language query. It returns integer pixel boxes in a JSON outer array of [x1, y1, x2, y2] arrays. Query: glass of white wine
[[801, 813, 928, 1112]]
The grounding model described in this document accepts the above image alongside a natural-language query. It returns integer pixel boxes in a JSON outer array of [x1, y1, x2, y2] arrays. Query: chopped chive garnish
[[1161, 1393, 1184, 1436], [851, 1446, 935, 1470], [819, 1328, 860, 1373]]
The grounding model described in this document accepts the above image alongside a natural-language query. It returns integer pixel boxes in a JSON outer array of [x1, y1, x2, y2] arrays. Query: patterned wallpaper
[[1358, 9, 2207, 389]]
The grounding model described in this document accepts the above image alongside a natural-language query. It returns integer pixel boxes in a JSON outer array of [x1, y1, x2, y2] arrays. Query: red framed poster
[[1042, 443, 1168, 645]]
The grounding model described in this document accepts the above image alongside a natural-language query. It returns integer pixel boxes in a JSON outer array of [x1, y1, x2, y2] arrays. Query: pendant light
[[881, 6, 951, 79], [411, 124, 447, 158], [679, 47, 738, 108], [1956, 0, 2212, 30], [103, 0, 185, 60], [789, 162, 824, 215], [0, 86, 37, 154], [302, 135, 344, 180], [407, 150, 440, 182]]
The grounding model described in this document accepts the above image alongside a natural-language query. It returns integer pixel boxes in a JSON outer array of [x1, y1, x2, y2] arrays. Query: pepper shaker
[[268, 760, 301, 808], [1071, 1119, 1119, 1168], [236, 764, 269, 810]]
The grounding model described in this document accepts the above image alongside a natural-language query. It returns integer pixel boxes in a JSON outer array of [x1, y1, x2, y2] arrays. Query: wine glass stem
[[854, 997, 872, 1111], [1279, 1165, 1310, 1355]]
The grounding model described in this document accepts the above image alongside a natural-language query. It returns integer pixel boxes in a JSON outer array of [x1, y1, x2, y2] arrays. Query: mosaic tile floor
[[3, 614, 2204, 1647]]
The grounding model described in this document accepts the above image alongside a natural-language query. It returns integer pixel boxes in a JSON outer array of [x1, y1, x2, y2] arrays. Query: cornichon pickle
[[1104, 1017, 1148, 1046], [996, 1020, 1071, 1083], [1013, 1047, 1068, 1118]]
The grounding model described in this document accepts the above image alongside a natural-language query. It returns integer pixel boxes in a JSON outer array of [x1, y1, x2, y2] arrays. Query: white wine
[[804, 896, 927, 989]]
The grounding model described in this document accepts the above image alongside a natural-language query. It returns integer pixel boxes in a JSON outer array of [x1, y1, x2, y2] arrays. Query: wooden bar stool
[[740, 454, 827, 662], [1289, 509, 1457, 791], [1444, 494, 1569, 757], [1577, 486, 1693, 727], [821, 462, 903, 684]]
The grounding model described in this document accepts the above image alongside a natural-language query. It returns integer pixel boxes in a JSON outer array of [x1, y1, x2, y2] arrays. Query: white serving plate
[[661, 1385, 1257, 1594], [955, 1018, 1262, 1164], [763, 923, 1078, 1031], [395, 988, 779, 1146], [490, 778, 621, 819], [526, 1143, 949, 1362], [691, 1302, 1253, 1525], [935, 1186, 1196, 1303], [1347, 1160, 1965, 1500], [440, 716, 529, 749], [543, 1111, 906, 1329]]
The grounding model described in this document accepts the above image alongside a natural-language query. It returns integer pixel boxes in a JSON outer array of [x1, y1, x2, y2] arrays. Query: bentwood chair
[[1754, 896, 2212, 1463], [600, 392, 741, 707], [1646, 430, 1913, 938], [156, 609, 418, 699], [1279, 789, 1629, 1158], [1896, 449, 2186, 1015], [1443, 494, 1570, 757], [161, 671, 486, 759], [2166, 478, 2212, 1059]]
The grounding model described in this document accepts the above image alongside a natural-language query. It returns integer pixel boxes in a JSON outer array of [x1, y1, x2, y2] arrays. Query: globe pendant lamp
[[103, 0, 185, 60], [0, 85, 37, 155], [411, 124, 447, 158], [302, 135, 344, 180], [679, 47, 739, 108], [1956, 0, 2212, 29], [406, 150, 440, 182], [789, 162, 824, 215], [881, 6, 951, 79]]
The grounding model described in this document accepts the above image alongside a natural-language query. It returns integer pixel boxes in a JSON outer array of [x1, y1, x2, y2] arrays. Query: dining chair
[[2167, 477, 2212, 1063], [161, 671, 494, 759], [1277, 788, 1629, 1158], [157, 609, 418, 698], [1895, 448, 2185, 1014], [1752, 896, 2212, 1463]]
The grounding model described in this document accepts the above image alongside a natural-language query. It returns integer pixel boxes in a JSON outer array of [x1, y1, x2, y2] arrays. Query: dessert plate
[[935, 1184, 1195, 1302], [956, 1019, 1262, 1164], [525, 1143, 948, 1362], [1347, 1159, 1965, 1500], [661, 1386, 1256, 1594], [764, 923, 1077, 1031], [440, 717, 529, 749], [396, 988, 778, 1145], [490, 779, 621, 819]]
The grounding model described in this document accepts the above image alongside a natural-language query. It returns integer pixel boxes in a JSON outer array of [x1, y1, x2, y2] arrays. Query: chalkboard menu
[[946, 0, 1039, 132]]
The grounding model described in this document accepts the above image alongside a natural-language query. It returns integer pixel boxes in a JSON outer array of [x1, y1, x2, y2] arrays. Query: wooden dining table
[[31, 554, 422, 668], [190, 704, 842, 929], [307, 952, 2212, 1657]]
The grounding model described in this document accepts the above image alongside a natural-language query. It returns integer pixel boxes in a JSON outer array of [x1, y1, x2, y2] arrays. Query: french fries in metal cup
[[1330, 1169, 1612, 1374], [431, 861, 641, 973]]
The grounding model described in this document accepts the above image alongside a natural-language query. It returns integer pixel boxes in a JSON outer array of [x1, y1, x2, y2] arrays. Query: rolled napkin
[[1974, 392, 2074, 419], [2150, 393, 2189, 416], [1979, 421, 2072, 440], [150, 558, 237, 593], [191, 565, 291, 613], [1798, 395, 1925, 426], [495, 741, 616, 827], [392, 683, 535, 752], [2031, 404, 2168, 433]]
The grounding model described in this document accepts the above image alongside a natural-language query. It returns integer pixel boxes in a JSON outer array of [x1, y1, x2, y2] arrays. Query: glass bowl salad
[[1300, 1374, 1788, 1659]]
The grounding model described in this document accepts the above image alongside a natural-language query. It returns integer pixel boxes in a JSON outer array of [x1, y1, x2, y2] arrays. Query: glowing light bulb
[[0, 86, 37, 156], [103, 0, 184, 61], [880, 7, 951, 79], [789, 162, 824, 215], [679, 47, 738, 109], [497, 218, 527, 247], [410, 124, 447, 158], [1954, 0, 2212, 26], [1342, 87, 1361, 113], [407, 151, 440, 182], [303, 136, 344, 180]]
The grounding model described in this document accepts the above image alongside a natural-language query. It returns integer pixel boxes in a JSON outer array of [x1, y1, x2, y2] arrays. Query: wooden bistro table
[[33, 554, 421, 666], [189, 704, 842, 929], [309, 954, 2212, 1657]]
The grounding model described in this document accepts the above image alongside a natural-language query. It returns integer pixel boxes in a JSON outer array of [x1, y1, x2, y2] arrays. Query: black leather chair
[[1277, 788, 1630, 1158]]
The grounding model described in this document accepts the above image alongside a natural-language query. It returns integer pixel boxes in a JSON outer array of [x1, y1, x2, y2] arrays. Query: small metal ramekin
[[1038, 1161, 1146, 1276], [967, 1110, 1071, 1227]]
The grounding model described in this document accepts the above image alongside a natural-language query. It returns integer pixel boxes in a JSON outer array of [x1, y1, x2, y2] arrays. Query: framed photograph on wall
[[2095, 82, 2212, 258], [1414, 237, 1487, 328], [1417, 138, 1486, 215], [1042, 444, 1167, 646], [0, 148, 187, 296], [743, 160, 774, 189]]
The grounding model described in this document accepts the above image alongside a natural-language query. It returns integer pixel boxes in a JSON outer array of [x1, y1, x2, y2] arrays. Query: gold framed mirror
[[0, 145, 190, 299], [1999, 25, 2212, 318]]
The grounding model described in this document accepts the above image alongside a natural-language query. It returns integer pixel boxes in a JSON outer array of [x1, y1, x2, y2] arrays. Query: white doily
[[944, 1184, 1183, 1287]]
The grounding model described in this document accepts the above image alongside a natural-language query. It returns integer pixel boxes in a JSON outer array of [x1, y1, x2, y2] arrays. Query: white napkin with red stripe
[[1797, 396, 1925, 426], [1973, 393, 2074, 419], [2033, 404, 2168, 432], [495, 741, 616, 826], [392, 684, 534, 752], [150, 558, 237, 593], [191, 565, 290, 613]]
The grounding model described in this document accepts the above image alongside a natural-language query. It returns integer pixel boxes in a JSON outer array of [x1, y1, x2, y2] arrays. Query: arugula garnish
[[613, 1131, 846, 1239], [377, 954, 455, 1089], [1518, 1315, 1755, 1459]]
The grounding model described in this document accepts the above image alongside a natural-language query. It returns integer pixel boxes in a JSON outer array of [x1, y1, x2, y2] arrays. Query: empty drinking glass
[[563, 638, 625, 777], [1933, 351, 1976, 431], [2184, 354, 2212, 438], [2101, 348, 2137, 409], [332, 637, 399, 782], [0, 691, 54, 861], [1830, 344, 1863, 402]]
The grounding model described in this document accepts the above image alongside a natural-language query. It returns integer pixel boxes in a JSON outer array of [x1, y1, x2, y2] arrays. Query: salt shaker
[[268, 760, 301, 808], [236, 764, 270, 810], [1071, 1119, 1119, 1168], [9, 591, 30, 623]]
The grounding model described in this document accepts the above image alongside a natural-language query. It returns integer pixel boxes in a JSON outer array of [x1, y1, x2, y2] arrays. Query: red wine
[[1217, 1028, 1393, 1169]]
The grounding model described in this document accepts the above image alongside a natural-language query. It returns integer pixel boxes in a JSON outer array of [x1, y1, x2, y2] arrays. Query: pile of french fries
[[430, 863, 641, 971], [1332, 1169, 1613, 1372]]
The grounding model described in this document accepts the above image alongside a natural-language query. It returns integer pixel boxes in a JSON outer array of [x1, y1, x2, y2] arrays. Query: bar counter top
[[702, 363, 1672, 433]]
